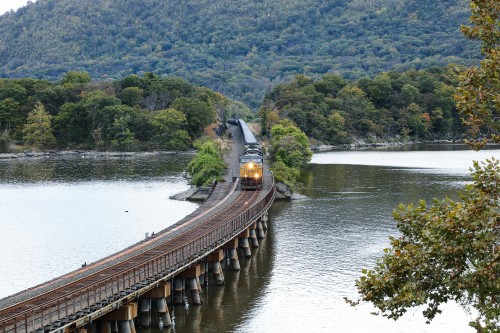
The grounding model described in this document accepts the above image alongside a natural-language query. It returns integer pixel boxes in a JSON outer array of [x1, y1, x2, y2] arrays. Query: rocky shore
[[311, 138, 464, 151], [0, 149, 196, 160]]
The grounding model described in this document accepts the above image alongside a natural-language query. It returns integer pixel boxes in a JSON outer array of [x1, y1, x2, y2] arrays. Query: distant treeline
[[0, 72, 251, 151], [259, 66, 464, 144]]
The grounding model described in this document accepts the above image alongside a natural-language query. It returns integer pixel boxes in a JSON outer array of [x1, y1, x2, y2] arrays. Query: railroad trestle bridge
[[0, 125, 276, 333]]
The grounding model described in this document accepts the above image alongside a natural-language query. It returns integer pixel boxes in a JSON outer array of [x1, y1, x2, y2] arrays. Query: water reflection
[[0, 155, 198, 298], [0, 154, 191, 183]]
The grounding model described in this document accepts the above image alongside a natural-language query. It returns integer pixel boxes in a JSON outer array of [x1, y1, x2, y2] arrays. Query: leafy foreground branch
[[346, 158, 500, 332]]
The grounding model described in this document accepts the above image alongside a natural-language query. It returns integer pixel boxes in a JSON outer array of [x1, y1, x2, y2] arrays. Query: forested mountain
[[0, 0, 478, 108]]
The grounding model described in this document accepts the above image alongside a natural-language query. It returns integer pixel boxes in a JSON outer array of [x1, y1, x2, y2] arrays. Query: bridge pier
[[138, 298, 151, 328], [262, 212, 269, 230], [223, 239, 240, 271], [207, 249, 225, 286], [100, 321, 112, 333], [98, 303, 138, 333], [179, 264, 203, 305], [172, 278, 185, 305], [154, 298, 172, 328], [249, 223, 259, 248], [117, 320, 131, 333], [199, 261, 207, 286], [256, 220, 266, 239], [238, 229, 252, 257], [142, 282, 172, 328]]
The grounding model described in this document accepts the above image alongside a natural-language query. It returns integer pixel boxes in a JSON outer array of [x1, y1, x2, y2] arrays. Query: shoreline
[[0, 149, 196, 160], [312, 139, 465, 152]]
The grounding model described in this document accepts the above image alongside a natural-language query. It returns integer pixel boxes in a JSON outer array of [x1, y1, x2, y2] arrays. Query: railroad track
[[0, 186, 263, 331]]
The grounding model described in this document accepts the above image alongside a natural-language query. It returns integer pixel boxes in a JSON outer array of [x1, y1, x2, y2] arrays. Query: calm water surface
[[1, 145, 499, 332], [0, 154, 198, 298]]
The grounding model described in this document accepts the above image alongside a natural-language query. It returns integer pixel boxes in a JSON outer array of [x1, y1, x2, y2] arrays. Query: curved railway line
[[1, 179, 275, 333], [0, 123, 276, 333]]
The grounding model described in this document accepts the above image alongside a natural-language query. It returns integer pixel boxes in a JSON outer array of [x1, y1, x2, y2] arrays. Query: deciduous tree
[[455, 0, 499, 149], [348, 1, 500, 331]]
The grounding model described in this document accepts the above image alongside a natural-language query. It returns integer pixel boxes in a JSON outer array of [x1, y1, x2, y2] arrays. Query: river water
[[0, 145, 499, 332]]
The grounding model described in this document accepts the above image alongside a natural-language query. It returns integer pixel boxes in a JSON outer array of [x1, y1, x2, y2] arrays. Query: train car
[[235, 119, 263, 190]]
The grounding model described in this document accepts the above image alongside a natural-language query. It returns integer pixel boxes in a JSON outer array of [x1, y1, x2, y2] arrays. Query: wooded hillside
[[0, 0, 478, 108]]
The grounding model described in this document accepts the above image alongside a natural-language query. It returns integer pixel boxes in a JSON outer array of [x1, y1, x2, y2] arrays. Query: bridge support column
[[143, 282, 172, 328], [100, 321, 111, 333], [99, 303, 138, 333], [238, 229, 252, 257], [249, 223, 259, 248], [223, 239, 240, 271], [173, 278, 185, 305], [207, 249, 225, 286], [138, 298, 151, 327], [179, 264, 202, 305], [256, 220, 266, 239], [262, 212, 268, 230], [128, 320, 136, 333], [188, 278, 202, 305], [117, 321, 131, 333], [154, 298, 172, 328], [199, 261, 206, 285]]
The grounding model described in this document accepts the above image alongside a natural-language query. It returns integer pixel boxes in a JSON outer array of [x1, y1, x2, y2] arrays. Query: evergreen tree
[[22, 101, 56, 149]]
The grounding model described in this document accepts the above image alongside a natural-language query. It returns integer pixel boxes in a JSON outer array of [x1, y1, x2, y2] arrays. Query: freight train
[[228, 118, 263, 190]]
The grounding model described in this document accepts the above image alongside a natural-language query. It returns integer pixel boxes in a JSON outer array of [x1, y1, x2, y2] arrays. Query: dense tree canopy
[[0, 0, 479, 108], [260, 67, 463, 144], [0, 72, 241, 151], [269, 121, 312, 188], [187, 139, 226, 186]]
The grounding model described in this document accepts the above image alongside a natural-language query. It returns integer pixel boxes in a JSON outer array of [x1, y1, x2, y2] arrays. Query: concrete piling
[[117, 321, 131, 333], [138, 298, 151, 328], [128, 320, 136, 333], [173, 278, 184, 305], [256, 220, 266, 239], [262, 212, 268, 230], [238, 229, 252, 257], [223, 239, 240, 271], [238, 237, 251, 257], [101, 321, 111, 333], [154, 298, 172, 328], [207, 249, 225, 286], [212, 261, 225, 286], [249, 229, 259, 248], [188, 278, 202, 305], [110, 320, 118, 333], [228, 248, 241, 270], [199, 262, 206, 285]]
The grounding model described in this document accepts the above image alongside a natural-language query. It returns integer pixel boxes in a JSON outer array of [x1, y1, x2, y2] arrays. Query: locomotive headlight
[[254, 173, 260, 179], [248, 162, 254, 169]]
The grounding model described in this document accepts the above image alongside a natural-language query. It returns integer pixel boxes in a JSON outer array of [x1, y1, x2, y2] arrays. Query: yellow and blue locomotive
[[229, 118, 263, 190]]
